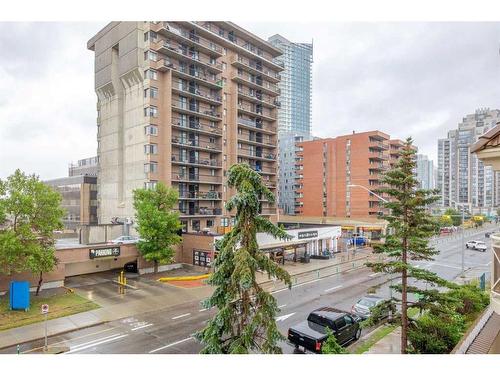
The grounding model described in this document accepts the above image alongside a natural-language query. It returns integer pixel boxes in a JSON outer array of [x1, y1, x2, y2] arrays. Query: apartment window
[[144, 162, 158, 173], [206, 220, 214, 228], [144, 144, 158, 154], [144, 180, 158, 190], [144, 106, 158, 117], [145, 50, 158, 61], [145, 125, 158, 136], [145, 69, 158, 80], [145, 87, 158, 98]]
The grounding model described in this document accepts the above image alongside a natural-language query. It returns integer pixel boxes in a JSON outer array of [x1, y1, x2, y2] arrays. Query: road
[[1, 224, 494, 354]]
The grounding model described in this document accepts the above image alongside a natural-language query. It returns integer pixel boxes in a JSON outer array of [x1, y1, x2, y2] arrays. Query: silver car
[[351, 295, 388, 319], [465, 240, 487, 252], [110, 235, 139, 244]]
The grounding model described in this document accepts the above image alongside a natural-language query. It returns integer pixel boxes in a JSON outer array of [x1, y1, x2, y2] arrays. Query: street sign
[[89, 246, 120, 259], [41, 304, 49, 314]]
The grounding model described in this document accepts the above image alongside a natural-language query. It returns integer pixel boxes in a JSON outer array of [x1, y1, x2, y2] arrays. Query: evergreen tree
[[366, 138, 450, 353], [133, 182, 182, 273], [196, 164, 292, 354], [321, 328, 347, 354]]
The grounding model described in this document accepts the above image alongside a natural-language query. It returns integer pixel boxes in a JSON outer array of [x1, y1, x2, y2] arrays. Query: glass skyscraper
[[268, 34, 313, 215]]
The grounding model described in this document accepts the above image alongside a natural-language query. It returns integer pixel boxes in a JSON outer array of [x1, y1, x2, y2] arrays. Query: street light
[[448, 200, 468, 277], [347, 184, 389, 203]]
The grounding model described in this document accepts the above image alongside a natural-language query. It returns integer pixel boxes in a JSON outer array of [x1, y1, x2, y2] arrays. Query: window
[[335, 318, 346, 329], [144, 106, 158, 117], [144, 50, 157, 61], [144, 181, 158, 189], [206, 219, 214, 227], [147, 87, 159, 98], [144, 162, 158, 173], [144, 144, 158, 154], [145, 69, 158, 80], [145, 125, 158, 136], [144, 31, 157, 42]]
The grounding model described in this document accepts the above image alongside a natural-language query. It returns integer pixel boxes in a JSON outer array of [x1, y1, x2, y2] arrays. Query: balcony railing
[[248, 164, 277, 174], [237, 117, 277, 134], [231, 55, 281, 83], [237, 103, 276, 121], [177, 207, 223, 216], [237, 134, 275, 148], [172, 80, 222, 104], [237, 89, 279, 108], [171, 137, 222, 151], [232, 72, 280, 95], [172, 172, 222, 184], [151, 39, 223, 73], [153, 58, 223, 89], [171, 155, 222, 167], [153, 22, 223, 55], [171, 100, 222, 121], [178, 191, 222, 200], [238, 148, 276, 160], [172, 117, 222, 136]]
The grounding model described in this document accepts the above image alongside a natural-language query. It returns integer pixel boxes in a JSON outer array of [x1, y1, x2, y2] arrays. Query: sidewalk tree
[[0, 169, 64, 295], [196, 164, 292, 354], [443, 208, 462, 226], [438, 215, 453, 228], [133, 182, 182, 273], [366, 137, 449, 354]]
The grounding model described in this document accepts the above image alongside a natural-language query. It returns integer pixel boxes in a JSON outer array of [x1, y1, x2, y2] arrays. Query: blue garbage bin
[[9, 281, 30, 311]]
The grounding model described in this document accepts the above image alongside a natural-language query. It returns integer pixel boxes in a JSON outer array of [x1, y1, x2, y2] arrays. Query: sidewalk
[[365, 327, 401, 354], [0, 248, 376, 350]]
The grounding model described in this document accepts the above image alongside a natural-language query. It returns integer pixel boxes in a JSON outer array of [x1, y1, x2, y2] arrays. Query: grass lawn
[[0, 291, 99, 331]]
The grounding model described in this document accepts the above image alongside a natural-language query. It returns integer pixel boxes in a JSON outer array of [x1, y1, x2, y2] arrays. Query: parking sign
[[41, 304, 49, 314]]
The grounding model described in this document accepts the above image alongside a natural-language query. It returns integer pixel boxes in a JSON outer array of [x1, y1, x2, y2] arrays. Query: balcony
[[232, 72, 280, 96], [176, 207, 223, 217], [237, 89, 279, 108], [231, 55, 280, 83], [172, 118, 222, 137], [152, 22, 223, 57], [248, 164, 277, 175], [189, 22, 285, 72], [171, 155, 222, 169], [237, 117, 277, 135], [171, 137, 222, 153], [238, 148, 276, 161], [178, 191, 222, 200], [237, 134, 276, 148], [151, 39, 223, 74], [368, 140, 389, 151], [171, 172, 222, 184], [237, 103, 276, 122], [152, 58, 223, 90], [259, 207, 277, 215], [489, 234, 500, 313], [369, 152, 389, 161], [172, 82, 222, 106], [171, 100, 222, 122]]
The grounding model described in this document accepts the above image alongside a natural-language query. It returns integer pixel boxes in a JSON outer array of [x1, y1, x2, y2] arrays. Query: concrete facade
[[88, 22, 282, 233], [416, 153, 435, 190]]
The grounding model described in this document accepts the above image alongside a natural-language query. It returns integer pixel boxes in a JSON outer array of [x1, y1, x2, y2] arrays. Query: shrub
[[322, 328, 347, 354]]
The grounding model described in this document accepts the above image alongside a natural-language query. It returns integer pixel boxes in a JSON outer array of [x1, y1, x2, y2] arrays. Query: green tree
[[321, 328, 347, 354], [367, 138, 449, 354], [443, 208, 462, 226], [133, 182, 182, 273], [0, 169, 64, 295], [196, 164, 292, 354], [438, 215, 453, 228]]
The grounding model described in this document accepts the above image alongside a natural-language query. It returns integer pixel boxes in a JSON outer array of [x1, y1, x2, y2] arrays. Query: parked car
[[351, 295, 390, 320], [485, 232, 492, 238], [465, 240, 487, 252], [110, 235, 139, 245], [288, 307, 362, 353], [124, 261, 138, 273]]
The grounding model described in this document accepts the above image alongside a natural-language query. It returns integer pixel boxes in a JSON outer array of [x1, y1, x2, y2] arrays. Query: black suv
[[288, 307, 361, 353]]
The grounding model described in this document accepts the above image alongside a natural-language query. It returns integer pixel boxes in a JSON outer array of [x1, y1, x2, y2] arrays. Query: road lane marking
[[199, 308, 208, 312], [20, 327, 120, 353], [66, 334, 129, 354], [172, 313, 191, 320], [69, 333, 123, 349], [278, 304, 286, 309], [369, 273, 380, 277], [275, 312, 296, 322], [131, 323, 153, 331], [324, 285, 343, 292], [149, 337, 194, 353]]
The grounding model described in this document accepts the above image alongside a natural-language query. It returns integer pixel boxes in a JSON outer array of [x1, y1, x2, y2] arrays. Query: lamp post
[[449, 200, 468, 277]]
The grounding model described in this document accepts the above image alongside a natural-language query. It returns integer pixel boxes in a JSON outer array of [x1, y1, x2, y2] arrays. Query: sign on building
[[89, 247, 121, 259], [297, 230, 318, 239], [193, 250, 211, 267]]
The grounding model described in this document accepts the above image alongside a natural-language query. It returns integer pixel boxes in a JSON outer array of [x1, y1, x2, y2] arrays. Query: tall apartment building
[[416, 154, 435, 190], [437, 108, 500, 213], [295, 131, 395, 219], [278, 132, 313, 215], [267, 35, 313, 215], [87, 22, 282, 233]]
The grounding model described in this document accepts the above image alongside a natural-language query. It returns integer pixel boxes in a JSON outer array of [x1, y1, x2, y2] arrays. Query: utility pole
[[461, 206, 465, 276]]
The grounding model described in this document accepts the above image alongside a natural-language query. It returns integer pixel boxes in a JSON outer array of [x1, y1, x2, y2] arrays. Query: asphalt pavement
[[1, 224, 494, 354]]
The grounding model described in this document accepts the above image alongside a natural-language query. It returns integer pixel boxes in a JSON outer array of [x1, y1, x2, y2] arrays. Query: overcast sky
[[0, 22, 499, 180]]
